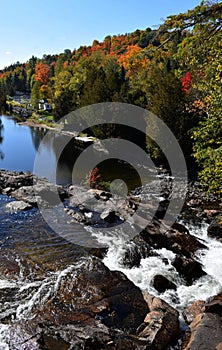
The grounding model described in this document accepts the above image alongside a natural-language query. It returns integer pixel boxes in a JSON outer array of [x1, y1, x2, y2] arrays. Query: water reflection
[[30, 126, 47, 151], [0, 115, 146, 188], [0, 118, 4, 160], [0, 115, 43, 172]]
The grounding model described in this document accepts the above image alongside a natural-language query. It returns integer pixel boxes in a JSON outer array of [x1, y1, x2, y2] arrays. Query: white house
[[38, 99, 52, 111]]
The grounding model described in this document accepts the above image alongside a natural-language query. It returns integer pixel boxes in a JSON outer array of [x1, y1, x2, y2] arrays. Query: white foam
[[88, 221, 222, 310], [0, 280, 16, 289], [0, 324, 10, 350]]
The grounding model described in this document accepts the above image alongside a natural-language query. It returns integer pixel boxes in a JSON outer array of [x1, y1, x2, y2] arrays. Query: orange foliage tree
[[35, 63, 50, 85]]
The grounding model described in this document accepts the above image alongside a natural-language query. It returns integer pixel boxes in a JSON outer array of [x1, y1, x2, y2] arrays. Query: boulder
[[138, 292, 180, 349], [203, 293, 222, 316], [141, 220, 206, 258], [10, 183, 67, 208], [37, 256, 148, 331], [0, 247, 181, 350], [182, 293, 222, 350], [153, 274, 177, 293], [182, 313, 222, 350], [120, 235, 156, 268], [100, 208, 116, 222], [207, 215, 222, 241], [172, 255, 206, 285]]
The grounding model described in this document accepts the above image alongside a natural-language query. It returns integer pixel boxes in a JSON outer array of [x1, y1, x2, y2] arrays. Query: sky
[[0, 0, 201, 70]]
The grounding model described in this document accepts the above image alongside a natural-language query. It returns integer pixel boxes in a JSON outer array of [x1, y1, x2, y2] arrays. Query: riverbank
[[0, 170, 222, 349]]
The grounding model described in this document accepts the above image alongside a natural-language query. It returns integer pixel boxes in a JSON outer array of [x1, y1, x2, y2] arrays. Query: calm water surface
[[0, 115, 146, 187], [0, 115, 78, 184], [0, 115, 38, 172]]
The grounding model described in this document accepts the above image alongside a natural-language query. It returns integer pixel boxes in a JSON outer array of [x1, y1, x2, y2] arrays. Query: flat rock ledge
[[0, 251, 180, 350]]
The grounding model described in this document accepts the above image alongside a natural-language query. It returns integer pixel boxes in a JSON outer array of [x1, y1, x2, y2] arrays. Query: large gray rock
[[5, 200, 32, 212], [10, 183, 67, 208]]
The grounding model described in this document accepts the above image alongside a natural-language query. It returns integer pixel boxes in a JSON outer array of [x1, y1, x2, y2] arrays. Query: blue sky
[[0, 0, 201, 69]]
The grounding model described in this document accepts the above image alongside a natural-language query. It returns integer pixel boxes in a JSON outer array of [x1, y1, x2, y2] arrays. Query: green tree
[[80, 66, 109, 107], [31, 81, 41, 108], [145, 67, 195, 161], [166, 0, 222, 195]]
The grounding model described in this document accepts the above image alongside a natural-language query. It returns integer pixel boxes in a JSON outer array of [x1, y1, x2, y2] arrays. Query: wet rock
[[153, 274, 177, 293], [100, 208, 116, 222], [155, 199, 169, 219], [85, 246, 108, 259], [182, 293, 222, 350], [88, 188, 112, 201], [0, 170, 33, 193], [121, 236, 156, 268], [0, 249, 45, 282], [10, 322, 42, 350], [141, 219, 206, 258], [0, 246, 181, 349], [172, 255, 206, 285], [10, 322, 146, 350], [203, 293, 222, 316], [5, 257, 145, 348], [2, 187, 12, 195], [65, 208, 89, 224], [37, 256, 148, 331], [208, 215, 222, 241], [0, 252, 21, 279], [0, 287, 18, 304], [10, 183, 67, 208], [139, 292, 180, 349], [182, 313, 222, 350], [183, 300, 205, 324], [5, 200, 32, 212]]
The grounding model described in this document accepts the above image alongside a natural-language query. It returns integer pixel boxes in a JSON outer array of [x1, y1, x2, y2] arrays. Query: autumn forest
[[0, 1, 221, 196]]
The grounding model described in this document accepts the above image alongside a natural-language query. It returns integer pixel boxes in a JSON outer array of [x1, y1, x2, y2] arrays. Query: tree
[[31, 81, 41, 108], [35, 62, 50, 85], [80, 66, 109, 107], [166, 0, 222, 195], [0, 83, 7, 110], [145, 67, 195, 161]]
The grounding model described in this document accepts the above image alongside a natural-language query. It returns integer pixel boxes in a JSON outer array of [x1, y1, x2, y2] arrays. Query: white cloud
[[5, 51, 12, 55]]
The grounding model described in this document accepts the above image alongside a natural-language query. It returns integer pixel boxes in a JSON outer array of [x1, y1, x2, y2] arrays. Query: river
[[0, 114, 222, 349]]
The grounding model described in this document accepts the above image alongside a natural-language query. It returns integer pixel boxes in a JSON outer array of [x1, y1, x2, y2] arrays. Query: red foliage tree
[[181, 72, 192, 92], [89, 167, 101, 188]]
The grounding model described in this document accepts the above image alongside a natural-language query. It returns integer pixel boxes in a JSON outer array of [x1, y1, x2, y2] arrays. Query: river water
[[0, 114, 222, 348]]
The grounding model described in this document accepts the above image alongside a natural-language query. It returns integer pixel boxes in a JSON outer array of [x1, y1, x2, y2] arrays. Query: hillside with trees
[[0, 0, 221, 196]]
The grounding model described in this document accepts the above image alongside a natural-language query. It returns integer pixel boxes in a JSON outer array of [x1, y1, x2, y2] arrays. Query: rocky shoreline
[[0, 169, 222, 349]]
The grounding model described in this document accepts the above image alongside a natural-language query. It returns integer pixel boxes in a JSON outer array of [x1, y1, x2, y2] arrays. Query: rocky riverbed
[[0, 170, 222, 349]]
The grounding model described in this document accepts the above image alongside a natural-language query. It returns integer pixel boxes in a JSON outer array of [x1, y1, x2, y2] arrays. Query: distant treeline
[[0, 1, 221, 196]]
